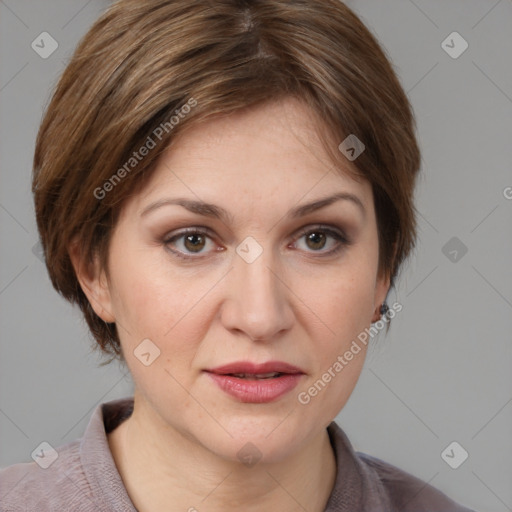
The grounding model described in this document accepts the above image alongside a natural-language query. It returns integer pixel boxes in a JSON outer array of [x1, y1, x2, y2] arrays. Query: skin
[[70, 96, 390, 512]]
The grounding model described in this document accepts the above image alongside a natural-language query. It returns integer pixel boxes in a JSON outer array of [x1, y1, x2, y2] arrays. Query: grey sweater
[[0, 397, 477, 511]]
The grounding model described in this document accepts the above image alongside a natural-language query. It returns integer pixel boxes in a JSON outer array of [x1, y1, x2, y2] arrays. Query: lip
[[204, 361, 305, 403], [206, 361, 305, 375]]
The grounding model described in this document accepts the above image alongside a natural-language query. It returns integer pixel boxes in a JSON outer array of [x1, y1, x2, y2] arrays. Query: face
[[74, 96, 389, 464]]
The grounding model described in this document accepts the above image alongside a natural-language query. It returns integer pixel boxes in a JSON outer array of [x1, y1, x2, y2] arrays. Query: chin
[[201, 413, 312, 465]]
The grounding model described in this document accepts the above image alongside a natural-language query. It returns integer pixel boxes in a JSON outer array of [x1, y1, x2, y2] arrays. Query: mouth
[[204, 361, 305, 403], [225, 372, 285, 380], [206, 360, 305, 376]]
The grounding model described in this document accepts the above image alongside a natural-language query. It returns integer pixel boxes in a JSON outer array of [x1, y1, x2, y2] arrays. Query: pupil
[[185, 234, 204, 252], [307, 232, 325, 250]]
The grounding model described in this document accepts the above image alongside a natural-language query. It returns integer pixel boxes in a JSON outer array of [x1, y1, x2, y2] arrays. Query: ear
[[68, 237, 115, 323], [371, 240, 397, 323], [371, 270, 391, 323]]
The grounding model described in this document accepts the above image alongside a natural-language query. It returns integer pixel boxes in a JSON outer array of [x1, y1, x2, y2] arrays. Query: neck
[[107, 396, 337, 512]]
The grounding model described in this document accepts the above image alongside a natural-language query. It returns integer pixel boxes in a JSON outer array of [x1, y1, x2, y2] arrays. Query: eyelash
[[162, 225, 351, 261]]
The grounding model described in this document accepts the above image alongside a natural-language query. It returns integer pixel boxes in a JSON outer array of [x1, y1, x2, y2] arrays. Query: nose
[[220, 245, 294, 342]]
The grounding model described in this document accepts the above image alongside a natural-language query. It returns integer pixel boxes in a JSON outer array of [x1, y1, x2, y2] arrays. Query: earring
[[379, 302, 389, 316]]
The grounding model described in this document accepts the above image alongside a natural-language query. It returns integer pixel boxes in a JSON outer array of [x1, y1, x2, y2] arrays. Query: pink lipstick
[[204, 361, 305, 403]]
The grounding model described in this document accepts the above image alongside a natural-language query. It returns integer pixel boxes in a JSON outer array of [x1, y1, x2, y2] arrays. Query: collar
[[79, 396, 386, 511]]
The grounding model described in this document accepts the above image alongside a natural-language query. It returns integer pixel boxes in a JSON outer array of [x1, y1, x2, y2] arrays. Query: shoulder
[[0, 439, 97, 512], [0, 397, 135, 512], [356, 451, 477, 512]]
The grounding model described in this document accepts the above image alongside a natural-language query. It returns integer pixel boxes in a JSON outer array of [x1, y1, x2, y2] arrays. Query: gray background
[[1, 1, 511, 511]]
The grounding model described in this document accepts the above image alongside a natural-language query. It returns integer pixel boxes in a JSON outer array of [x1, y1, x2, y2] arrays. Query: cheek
[[313, 277, 373, 375], [297, 286, 372, 420], [109, 244, 192, 335], [294, 256, 377, 413], [109, 251, 214, 378], [302, 260, 377, 353]]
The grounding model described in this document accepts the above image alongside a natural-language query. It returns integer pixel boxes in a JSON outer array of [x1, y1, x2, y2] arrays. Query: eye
[[163, 228, 218, 260], [163, 224, 351, 261], [293, 225, 351, 256]]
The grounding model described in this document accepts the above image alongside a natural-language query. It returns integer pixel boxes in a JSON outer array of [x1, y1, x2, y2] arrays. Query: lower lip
[[205, 372, 303, 403]]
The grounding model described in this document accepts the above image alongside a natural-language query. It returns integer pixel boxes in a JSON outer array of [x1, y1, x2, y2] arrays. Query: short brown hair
[[33, 0, 421, 364]]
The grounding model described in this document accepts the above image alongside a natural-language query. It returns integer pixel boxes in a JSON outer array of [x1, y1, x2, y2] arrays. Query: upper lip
[[206, 361, 305, 375]]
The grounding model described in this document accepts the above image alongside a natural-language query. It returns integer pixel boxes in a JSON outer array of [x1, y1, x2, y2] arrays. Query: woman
[[0, 0, 477, 510]]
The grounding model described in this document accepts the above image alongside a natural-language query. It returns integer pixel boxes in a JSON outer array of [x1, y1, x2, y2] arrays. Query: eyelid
[[162, 225, 215, 241], [162, 226, 221, 261], [293, 224, 350, 244]]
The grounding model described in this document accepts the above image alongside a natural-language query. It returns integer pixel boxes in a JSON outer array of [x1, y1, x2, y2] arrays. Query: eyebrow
[[140, 192, 365, 222]]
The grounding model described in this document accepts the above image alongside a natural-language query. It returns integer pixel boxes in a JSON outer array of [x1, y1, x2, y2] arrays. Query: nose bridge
[[240, 249, 278, 305], [225, 240, 292, 340]]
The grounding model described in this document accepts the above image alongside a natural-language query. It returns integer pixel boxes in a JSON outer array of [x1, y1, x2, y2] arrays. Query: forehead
[[125, 97, 372, 220]]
